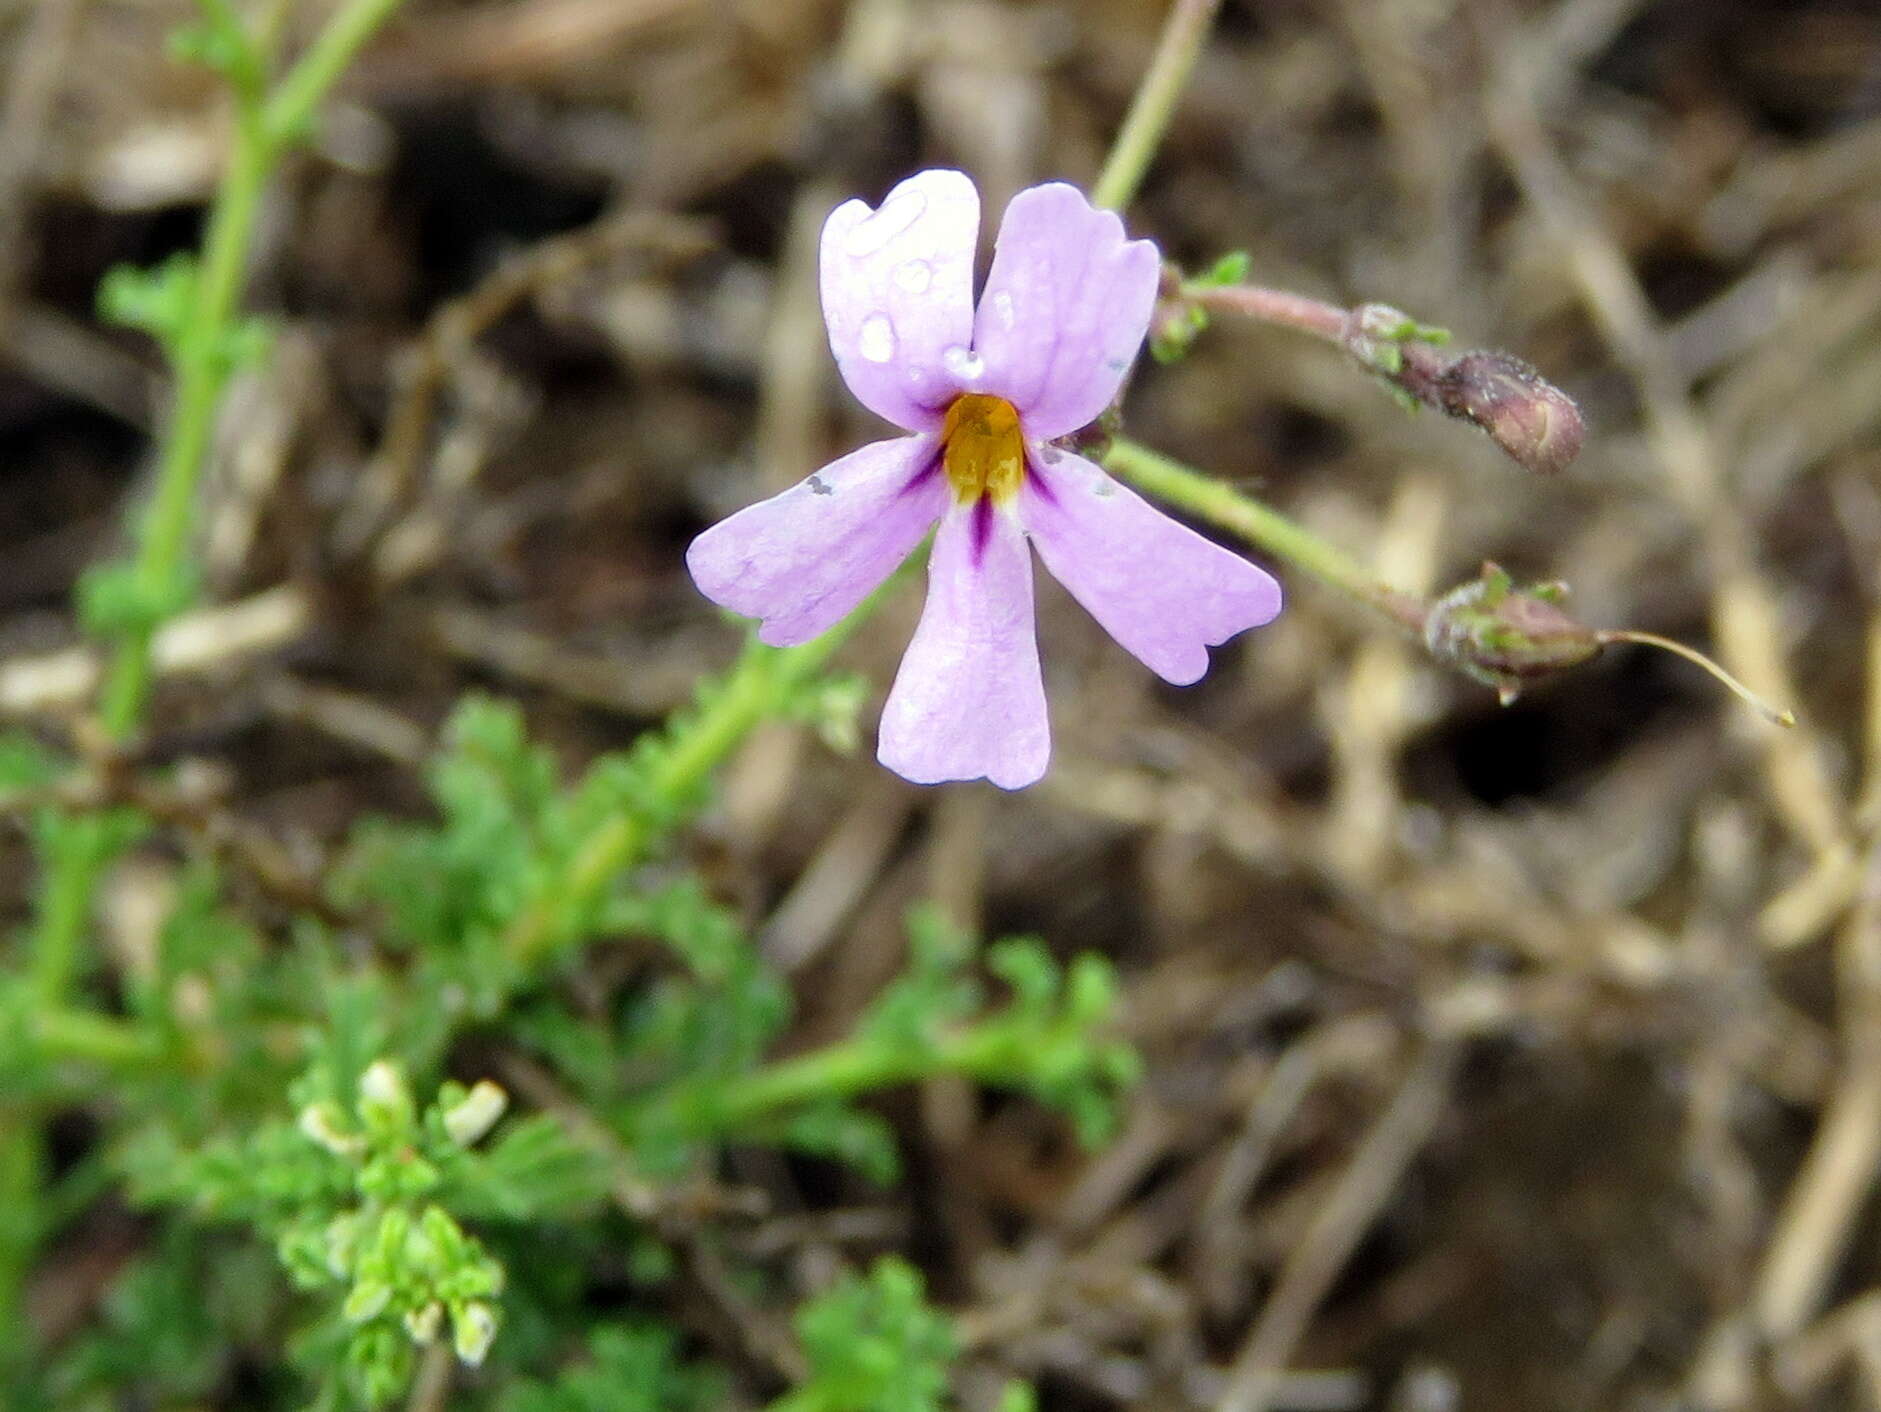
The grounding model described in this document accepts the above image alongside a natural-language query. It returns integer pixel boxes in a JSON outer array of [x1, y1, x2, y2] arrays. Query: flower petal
[[821, 169, 980, 432], [686, 436, 945, 646], [972, 183, 1160, 440], [878, 499, 1049, 789], [1021, 450, 1282, 684]]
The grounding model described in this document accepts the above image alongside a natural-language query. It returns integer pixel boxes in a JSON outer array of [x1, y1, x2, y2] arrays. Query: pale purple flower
[[686, 170, 1282, 789]]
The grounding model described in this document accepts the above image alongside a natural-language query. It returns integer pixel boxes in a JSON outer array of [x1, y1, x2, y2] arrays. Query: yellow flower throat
[[941, 394, 1025, 505]]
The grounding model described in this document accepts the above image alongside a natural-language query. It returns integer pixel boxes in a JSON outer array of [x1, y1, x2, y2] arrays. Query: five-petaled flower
[[686, 170, 1282, 789]]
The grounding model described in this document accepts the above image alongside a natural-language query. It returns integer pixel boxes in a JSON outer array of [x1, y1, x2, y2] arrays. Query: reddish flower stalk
[[1174, 283, 1586, 477]]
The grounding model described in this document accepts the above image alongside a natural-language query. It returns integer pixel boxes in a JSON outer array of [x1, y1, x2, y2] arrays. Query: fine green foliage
[[500, 1322, 725, 1412], [772, 1258, 958, 1412], [7, 671, 1137, 1407]]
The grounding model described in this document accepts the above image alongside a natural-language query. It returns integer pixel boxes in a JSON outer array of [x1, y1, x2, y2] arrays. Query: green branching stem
[[503, 573, 897, 972], [100, 0, 409, 738], [1101, 437, 1428, 633], [27, 816, 110, 1009], [3, 0, 410, 1379], [0, 1118, 40, 1378], [1090, 0, 1225, 211], [706, 1023, 1031, 1131], [45, 0, 411, 995], [37, 1007, 160, 1069], [263, 0, 407, 149]]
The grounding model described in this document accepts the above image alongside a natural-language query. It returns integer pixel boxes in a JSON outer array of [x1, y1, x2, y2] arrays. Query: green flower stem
[[0, 1114, 41, 1379], [28, 816, 111, 1009], [95, 109, 268, 739], [1090, 0, 1225, 211], [702, 1024, 1026, 1132], [263, 0, 407, 148], [48, 0, 412, 986], [36, 1006, 158, 1069], [1101, 437, 1428, 633], [503, 570, 905, 972], [101, 0, 409, 739]]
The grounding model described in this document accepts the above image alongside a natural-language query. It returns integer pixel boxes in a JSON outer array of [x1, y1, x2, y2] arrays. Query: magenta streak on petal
[[1022, 454, 1061, 505], [1020, 448, 1282, 685], [968, 495, 994, 567], [877, 500, 1049, 789], [685, 435, 947, 647]]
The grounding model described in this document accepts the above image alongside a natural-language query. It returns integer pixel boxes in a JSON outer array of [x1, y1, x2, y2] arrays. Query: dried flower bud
[[1435, 352, 1585, 476], [1423, 563, 1602, 703]]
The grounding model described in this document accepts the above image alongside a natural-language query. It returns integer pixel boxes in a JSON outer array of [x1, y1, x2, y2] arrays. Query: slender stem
[[704, 1024, 1018, 1131], [264, 0, 407, 147], [101, 0, 409, 739], [0, 1114, 40, 1381], [37, 1007, 160, 1068], [71, 0, 413, 954], [1101, 438, 1427, 631], [1184, 283, 1350, 341], [504, 571, 900, 971], [28, 815, 110, 1007], [1090, 0, 1225, 211], [97, 104, 271, 739]]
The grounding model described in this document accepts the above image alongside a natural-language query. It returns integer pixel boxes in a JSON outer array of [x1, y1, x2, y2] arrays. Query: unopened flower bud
[[298, 1100, 364, 1158], [452, 1301, 498, 1366], [404, 1301, 444, 1346], [342, 1278, 393, 1324], [1424, 564, 1602, 703], [324, 1211, 364, 1277], [1435, 352, 1584, 476], [441, 1080, 508, 1148], [358, 1059, 413, 1134]]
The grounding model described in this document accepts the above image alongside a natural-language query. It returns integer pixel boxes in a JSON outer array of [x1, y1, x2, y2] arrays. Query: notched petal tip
[[821, 170, 981, 432], [875, 738, 1050, 791], [973, 181, 1163, 440]]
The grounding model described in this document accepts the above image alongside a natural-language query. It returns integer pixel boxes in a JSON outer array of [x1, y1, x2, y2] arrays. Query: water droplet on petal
[[858, 314, 897, 363], [990, 290, 1016, 328], [844, 191, 928, 258], [893, 259, 932, 293], [942, 345, 985, 383]]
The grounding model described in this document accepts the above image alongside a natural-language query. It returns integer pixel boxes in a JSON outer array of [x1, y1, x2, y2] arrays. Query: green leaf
[[97, 255, 199, 349]]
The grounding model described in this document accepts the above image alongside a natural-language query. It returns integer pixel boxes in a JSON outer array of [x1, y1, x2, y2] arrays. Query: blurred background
[[5, 0, 1881, 1407]]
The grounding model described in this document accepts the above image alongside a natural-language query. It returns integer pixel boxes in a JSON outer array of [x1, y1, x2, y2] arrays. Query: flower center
[[940, 393, 1025, 505]]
